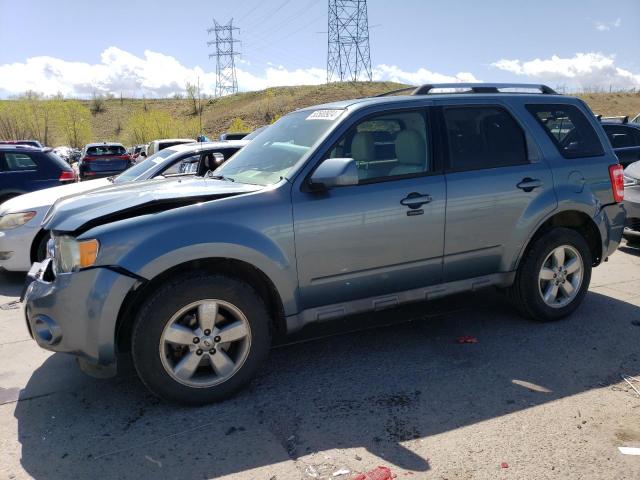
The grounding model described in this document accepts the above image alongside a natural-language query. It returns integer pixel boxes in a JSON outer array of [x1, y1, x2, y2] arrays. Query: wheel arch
[[516, 209, 603, 271], [115, 257, 286, 354], [30, 228, 50, 263]]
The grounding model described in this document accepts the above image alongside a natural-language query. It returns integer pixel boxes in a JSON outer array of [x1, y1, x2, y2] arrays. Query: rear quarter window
[[2, 152, 38, 171], [526, 104, 604, 159]]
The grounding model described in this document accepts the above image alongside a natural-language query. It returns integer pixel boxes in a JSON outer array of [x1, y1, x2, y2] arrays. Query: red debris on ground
[[500, 462, 509, 469], [352, 466, 393, 480], [456, 335, 478, 344]]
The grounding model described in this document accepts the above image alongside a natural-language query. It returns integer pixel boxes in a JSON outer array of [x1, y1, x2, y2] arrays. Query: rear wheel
[[132, 273, 271, 405], [511, 228, 592, 322]]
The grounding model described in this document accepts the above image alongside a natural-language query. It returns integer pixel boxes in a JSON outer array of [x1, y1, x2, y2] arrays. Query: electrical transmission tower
[[327, 0, 372, 83], [207, 19, 240, 97]]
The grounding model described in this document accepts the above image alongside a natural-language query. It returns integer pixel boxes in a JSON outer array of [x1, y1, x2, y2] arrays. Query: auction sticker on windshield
[[306, 109, 344, 121]]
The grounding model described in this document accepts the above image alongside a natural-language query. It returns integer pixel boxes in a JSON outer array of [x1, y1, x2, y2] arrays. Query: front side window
[[216, 109, 344, 186], [443, 106, 527, 171], [162, 154, 200, 176], [527, 104, 604, 159], [328, 110, 428, 182], [113, 148, 177, 184], [3, 152, 38, 171]]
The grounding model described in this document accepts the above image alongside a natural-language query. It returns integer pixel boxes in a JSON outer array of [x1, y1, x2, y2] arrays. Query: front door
[[292, 108, 446, 311]]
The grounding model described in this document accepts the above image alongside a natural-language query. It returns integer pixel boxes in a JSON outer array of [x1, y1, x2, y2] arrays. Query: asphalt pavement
[[1, 242, 640, 479]]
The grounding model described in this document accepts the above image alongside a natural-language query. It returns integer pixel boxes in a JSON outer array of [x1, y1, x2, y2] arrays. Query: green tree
[[126, 109, 176, 144], [228, 117, 248, 133], [56, 100, 92, 148]]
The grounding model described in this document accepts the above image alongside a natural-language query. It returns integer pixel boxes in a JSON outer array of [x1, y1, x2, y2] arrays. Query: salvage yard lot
[[1, 241, 640, 479]]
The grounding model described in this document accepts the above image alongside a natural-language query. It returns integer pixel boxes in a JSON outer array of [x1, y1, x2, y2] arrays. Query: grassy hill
[[2, 82, 640, 145]]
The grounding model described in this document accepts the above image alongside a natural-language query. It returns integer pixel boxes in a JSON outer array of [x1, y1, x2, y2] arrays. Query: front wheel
[[511, 228, 592, 322], [132, 273, 271, 405]]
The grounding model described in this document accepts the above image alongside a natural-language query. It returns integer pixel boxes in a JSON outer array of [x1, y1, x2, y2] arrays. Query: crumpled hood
[[0, 178, 110, 214], [43, 176, 262, 234]]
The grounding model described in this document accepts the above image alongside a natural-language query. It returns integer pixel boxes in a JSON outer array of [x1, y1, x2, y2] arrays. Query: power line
[[207, 18, 241, 97], [327, 0, 372, 82], [243, 0, 318, 40], [242, 0, 292, 32]]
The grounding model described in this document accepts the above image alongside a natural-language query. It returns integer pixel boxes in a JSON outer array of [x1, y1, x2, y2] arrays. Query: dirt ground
[[1, 241, 640, 479]]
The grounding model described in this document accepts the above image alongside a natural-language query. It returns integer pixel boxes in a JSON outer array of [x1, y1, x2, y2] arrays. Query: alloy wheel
[[159, 299, 252, 388]]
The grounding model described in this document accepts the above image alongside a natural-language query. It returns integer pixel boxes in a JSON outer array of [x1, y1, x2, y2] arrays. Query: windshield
[[243, 126, 267, 140], [113, 148, 177, 184], [215, 109, 344, 185]]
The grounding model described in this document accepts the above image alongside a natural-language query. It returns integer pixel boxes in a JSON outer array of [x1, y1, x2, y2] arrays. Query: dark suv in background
[[78, 142, 132, 180], [600, 118, 640, 167], [0, 145, 75, 203], [24, 83, 626, 405]]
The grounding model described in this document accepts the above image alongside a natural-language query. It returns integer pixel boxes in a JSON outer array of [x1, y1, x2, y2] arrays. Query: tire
[[132, 273, 271, 405], [510, 227, 592, 322], [35, 232, 50, 262]]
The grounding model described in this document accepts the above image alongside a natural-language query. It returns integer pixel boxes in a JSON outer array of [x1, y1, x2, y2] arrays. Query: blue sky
[[0, 0, 639, 97]]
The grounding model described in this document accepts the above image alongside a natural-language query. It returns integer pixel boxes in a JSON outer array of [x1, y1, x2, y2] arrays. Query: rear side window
[[603, 124, 640, 148], [87, 145, 126, 156], [443, 106, 528, 171], [2, 152, 38, 171], [527, 104, 604, 159]]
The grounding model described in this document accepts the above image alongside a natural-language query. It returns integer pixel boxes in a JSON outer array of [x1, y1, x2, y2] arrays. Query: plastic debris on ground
[[619, 447, 640, 455], [352, 466, 393, 480], [333, 468, 350, 477], [500, 462, 509, 468], [0, 301, 20, 310], [621, 374, 640, 397], [456, 335, 478, 344]]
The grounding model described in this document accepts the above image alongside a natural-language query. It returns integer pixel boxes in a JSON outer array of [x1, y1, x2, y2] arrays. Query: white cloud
[[491, 52, 640, 90], [0, 47, 479, 98], [594, 18, 621, 31], [372, 64, 480, 84]]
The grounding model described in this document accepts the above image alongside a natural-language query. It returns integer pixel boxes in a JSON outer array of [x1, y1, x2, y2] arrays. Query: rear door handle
[[516, 178, 542, 192], [400, 192, 432, 209]]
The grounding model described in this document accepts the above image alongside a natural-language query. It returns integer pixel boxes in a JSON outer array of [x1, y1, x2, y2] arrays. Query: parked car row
[[0, 139, 248, 272], [12, 83, 629, 406]]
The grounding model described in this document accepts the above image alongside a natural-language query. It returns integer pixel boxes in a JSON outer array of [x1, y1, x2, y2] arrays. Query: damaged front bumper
[[23, 260, 139, 376]]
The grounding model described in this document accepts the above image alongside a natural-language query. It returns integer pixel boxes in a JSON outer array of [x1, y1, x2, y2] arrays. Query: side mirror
[[309, 158, 358, 190], [213, 152, 225, 166]]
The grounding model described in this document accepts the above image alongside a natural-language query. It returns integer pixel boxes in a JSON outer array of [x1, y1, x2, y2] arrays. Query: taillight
[[59, 170, 76, 182], [82, 156, 95, 163], [609, 164, 624, 203]]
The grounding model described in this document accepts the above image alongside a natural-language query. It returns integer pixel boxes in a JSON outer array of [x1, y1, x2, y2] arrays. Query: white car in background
[[0, 140, 247, 272]]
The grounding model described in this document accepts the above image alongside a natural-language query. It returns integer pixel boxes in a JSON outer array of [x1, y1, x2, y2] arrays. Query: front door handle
[[400, 192, 432, 209], [517, 178, 542, 192]]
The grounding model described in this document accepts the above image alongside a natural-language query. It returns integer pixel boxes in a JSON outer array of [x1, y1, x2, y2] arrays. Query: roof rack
[[599, 115, 629, 124], [374, 87, 417, 97], [411, 83, 558, 95]]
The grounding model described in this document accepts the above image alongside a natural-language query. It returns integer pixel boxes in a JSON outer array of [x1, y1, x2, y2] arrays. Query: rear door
[[437, 101, 555, 281]]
